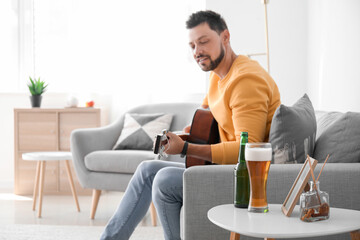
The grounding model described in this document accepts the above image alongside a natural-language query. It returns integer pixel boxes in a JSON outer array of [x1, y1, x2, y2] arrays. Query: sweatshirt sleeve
[[211, 76, 270, 164]]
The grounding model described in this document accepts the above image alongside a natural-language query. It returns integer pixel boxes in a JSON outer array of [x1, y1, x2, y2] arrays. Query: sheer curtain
[[20, 0, 206, 104], [0, 0, 18, 92]]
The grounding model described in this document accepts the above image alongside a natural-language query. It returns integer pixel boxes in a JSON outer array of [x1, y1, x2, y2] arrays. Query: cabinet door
[[59, 112, 99, 151], [17, 112, 57, 151]]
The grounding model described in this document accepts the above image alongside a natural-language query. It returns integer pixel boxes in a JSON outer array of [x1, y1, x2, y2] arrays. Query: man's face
[[188, 23, 225, 72]]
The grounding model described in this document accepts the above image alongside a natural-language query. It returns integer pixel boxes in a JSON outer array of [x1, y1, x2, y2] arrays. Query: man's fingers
[[166, 131, 175, 139]]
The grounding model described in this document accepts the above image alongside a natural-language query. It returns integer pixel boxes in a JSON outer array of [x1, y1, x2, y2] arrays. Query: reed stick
[[307, 155, 322, 204], [307, 155, 317, 183], [316, 154, 329, 182]]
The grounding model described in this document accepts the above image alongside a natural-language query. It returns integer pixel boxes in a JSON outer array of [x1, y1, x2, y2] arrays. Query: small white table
[[208, 204, 360, 240], [22, 152, 80, 217]]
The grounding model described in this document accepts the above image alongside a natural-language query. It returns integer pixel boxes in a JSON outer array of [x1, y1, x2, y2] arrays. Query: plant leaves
[[28, 85, 35, 95], [27, 76, 47, 95]]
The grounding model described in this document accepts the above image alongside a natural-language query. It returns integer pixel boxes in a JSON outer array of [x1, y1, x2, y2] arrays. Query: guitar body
[[184, 109, 220, 168], [153, 108, 220, 168]]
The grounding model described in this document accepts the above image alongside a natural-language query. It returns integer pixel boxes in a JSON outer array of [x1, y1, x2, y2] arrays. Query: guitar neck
[[176, 133, 190, 141]]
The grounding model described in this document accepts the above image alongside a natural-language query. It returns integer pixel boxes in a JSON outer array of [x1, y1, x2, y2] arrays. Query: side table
[[22, 152, 81, 217], [208, 204, 360, 240]]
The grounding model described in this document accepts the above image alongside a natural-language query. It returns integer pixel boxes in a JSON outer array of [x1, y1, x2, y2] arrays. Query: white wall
[[307, 0, 360, 112], [206, 0, 308, 106], [23, 0, 208, 109], [207, 0, 360, 110]]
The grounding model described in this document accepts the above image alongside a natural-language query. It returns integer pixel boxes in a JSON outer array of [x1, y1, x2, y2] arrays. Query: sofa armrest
[[70, 122, 122, 187], [183, 165, 234, 240]]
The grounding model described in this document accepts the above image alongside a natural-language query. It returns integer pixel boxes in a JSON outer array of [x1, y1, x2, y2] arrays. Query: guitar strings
[[159, 137, 170, 159]]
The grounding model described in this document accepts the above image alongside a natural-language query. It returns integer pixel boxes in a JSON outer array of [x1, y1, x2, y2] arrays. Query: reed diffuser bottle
[[300, 181, 330, 222]]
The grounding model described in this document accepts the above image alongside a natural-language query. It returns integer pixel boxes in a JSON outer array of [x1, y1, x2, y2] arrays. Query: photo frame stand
[[282, 156, 318, 216]]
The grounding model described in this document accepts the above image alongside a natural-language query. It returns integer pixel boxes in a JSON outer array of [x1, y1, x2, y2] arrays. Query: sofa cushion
[[314, 112, 360, 163], [112, 113, 173, 150], [85, 150, 156, 174], [315, 111, 344, 140], [269, 94, 316, 164]]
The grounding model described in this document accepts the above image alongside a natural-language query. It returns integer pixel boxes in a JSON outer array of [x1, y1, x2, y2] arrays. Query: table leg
[[229, 233, 275, 240], [351, 230, 360, 240], [150, 202, 157, 226], [32, 161, 41, 211], [65, 160, 80, 212], [38, 161, 46, 218], [230, 232, 240, 240]]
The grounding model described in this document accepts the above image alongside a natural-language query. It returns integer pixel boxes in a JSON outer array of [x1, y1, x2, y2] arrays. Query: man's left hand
[[163, 131, 185, 155]]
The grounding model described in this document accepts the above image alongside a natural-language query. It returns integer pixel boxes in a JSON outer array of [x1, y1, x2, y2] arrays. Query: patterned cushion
[[112, 113, 173, 150], [269, 94, 317, 164]]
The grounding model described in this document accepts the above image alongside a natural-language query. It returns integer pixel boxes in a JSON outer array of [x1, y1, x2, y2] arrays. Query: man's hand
[[163, 131, 185, 155]]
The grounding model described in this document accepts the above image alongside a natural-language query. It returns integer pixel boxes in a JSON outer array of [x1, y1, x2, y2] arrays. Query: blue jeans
[[100, 160, 185, 240]]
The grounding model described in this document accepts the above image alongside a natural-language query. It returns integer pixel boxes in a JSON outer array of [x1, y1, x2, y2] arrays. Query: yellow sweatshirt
[[204, 55, 281, 164]]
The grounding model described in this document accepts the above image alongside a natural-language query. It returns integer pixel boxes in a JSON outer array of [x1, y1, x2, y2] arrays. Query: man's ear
[[222, 29, 230, 44]]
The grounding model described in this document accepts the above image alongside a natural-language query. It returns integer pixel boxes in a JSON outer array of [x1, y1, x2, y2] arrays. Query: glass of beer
[[245, 142, 272, 213]]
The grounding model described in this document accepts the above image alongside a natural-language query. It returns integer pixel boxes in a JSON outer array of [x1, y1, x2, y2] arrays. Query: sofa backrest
[[122, 102, 199, 132]]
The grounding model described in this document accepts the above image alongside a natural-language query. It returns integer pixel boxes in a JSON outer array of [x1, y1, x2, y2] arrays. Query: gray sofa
[[182, 110, 360, 240], [70, 102, 199, 219]]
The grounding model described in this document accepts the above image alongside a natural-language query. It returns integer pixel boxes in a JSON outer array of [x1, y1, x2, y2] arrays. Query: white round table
[[208, 204, 360, 240], [22, 151, 80, 218]]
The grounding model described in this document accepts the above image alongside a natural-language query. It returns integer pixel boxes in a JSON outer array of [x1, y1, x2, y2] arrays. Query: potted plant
[[27, 77, 48, 108]]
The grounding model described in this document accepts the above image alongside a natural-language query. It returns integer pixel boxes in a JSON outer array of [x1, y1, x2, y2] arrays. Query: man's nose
[[193, 45, 203, 57]]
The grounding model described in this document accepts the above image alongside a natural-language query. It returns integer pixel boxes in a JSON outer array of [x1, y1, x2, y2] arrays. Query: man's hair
[[186, 10, 228, 35]]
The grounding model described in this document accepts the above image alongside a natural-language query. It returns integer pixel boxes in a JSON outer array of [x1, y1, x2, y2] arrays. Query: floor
[[0, 190, 155, 228]]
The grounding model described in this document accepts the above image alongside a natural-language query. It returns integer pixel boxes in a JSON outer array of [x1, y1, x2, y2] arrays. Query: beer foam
[[245, 148, 272, 161]]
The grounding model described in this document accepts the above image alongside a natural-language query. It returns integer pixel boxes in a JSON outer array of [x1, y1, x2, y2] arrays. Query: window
[[18, 0, 206, 101], [0, 0, 18, 92]]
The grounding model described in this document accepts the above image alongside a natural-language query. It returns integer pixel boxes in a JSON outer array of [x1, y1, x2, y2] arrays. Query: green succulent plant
[[27, 77, 48, 96]]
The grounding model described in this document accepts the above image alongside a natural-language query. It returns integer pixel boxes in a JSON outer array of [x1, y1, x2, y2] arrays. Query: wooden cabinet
[[14, 108, 100, 195]]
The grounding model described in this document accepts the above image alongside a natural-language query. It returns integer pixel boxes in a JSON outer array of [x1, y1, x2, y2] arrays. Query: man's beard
[[198, 45, 225, 71]]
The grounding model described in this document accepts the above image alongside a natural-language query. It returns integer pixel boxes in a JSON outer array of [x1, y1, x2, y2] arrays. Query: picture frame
[[281, 156, 318, 216]]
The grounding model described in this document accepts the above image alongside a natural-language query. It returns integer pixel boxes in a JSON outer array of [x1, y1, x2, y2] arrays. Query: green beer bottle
[[234, 132, 250, 208]]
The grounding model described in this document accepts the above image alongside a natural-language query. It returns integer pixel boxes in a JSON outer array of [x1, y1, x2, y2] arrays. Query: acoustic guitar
[[153, 109, 220, 168]]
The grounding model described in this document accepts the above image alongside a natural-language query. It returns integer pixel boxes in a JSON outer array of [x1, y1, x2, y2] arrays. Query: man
[[101, 10, 280, 240]]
